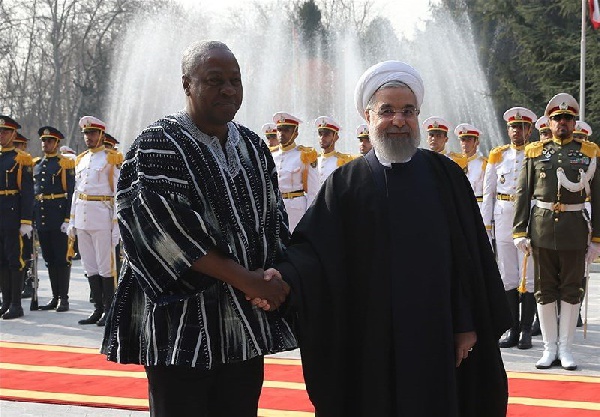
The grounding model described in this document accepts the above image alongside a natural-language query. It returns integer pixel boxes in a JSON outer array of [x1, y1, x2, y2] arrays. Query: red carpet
[[1, 341, 599, 416]]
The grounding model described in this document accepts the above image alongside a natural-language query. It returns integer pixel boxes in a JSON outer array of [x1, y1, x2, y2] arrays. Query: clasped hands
[[244, 268, 287, 311]]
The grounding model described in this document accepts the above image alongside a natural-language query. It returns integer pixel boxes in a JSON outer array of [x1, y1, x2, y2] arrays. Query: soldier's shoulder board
[[335, 152, 353, 167], [32, 156, 42, 165], [299, 146, 318, 164], [106, 149, 124, 166], [524, 141, 545, 158], [75, 150, 89, 166], [487, 144, 510, 164], [578, 140, 599, 158], [59, 156, 76, 170], [15, 149, 34, 166]]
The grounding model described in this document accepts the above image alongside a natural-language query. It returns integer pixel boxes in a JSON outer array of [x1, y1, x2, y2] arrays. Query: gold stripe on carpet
[[507, 371, 600, 384], [509, 396, 600, 410], [264, 358, 302, 366], [0, 341, 98, 355], [262, 380, 306, 390], [0, 362, 146, 378], [258, 409, 314, 417], [0, 388, 149, 407]]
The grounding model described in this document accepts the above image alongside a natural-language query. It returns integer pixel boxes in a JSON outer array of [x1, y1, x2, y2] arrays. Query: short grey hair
[[366, 80, 412, 110], [181, 40, 232, 77]]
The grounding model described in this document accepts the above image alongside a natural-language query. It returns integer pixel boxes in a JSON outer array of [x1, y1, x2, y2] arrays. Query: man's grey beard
[[370, 126, 420, 163]]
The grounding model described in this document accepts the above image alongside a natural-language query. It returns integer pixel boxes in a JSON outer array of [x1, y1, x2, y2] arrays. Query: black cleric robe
[[277, 148, 512, 417]]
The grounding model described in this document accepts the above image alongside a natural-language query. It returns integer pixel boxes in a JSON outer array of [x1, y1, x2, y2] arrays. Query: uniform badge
[[499, 175, 505, 184], [540, 172, 546, 179], [310, 161, 317, 168]]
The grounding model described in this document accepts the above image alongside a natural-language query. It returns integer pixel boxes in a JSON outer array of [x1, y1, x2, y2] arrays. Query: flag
[[590, 0, 600, 29]]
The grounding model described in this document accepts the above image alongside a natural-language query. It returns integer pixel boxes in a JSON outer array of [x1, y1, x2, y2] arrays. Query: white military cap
[[503, 107, 537, 125], [273, 112, 302, 126], [454, 123, 481, 138], [356, 124, 369, 138], [354, 60, 424, 120], [422, 116, 451, 133], [535, 116, 550, 132], [574, 120, 592, 137], [314, 116, 341, 132], [261, 122, 277, 135], [545, 93, 579, 118], [79, 115, 106, 132]]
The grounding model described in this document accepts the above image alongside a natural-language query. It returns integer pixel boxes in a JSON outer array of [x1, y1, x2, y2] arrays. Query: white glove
[[60, 222, 69, 234], [19, 224, 33, 238], [67, 224, 76, 238], [513, 237, 531, 255], [111, 224, 120, 247], [586, 242, 600, 264]]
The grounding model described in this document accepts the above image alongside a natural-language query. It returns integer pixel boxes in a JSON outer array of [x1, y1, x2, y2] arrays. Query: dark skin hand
[[192, 251, 290, 310]]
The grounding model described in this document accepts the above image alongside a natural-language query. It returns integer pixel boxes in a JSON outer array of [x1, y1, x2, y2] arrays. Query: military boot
[[96, 276, 115, 327], [558, 301, 581, 370], [518, 292, 536, 349], [499, 289, 520, 348], [3, 269, 25, 320], [56, 265, 71, 312], [531, 311, 541, 336], [78, 275, 103, 325], [536, 301, 558, 369], [21, 269, 34, 299], [39, 266, 59, 310], [0, 268, 11, 316]]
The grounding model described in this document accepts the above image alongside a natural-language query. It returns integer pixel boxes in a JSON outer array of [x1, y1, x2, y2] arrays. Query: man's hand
[[513, 237, 531, 255], [586, 242, 600, 264], [60, 222, 69, 234], [19, 224, 33, 238], [455, 331, 477, 367], [66, 224, 76, 238], [242, 268, 289, 311]]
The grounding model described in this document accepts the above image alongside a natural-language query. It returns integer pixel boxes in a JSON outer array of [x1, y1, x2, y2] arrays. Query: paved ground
[[1, 259, 599, 416]]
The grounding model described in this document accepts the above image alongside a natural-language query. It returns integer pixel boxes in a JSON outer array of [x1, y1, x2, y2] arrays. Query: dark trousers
[[532, 246, 585, 304], [0, 228, 25, 270], [38, 229, 69, 267], [145, 356, 264, 417]]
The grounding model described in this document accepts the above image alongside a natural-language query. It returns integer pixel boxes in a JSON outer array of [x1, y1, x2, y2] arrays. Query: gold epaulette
[[449, 152, 468, 170], [524, 140, 546, 158], [487, 144, 510, 164], [576, 139, 599, 158], [299, 146, 318, 164], [59, 156, 76, 170], [107, 149, 124, 166], [335, 152, 354, 167], [75, 150, 89, 166], [32, 156, 41, 165], [14, 149, 34, 166]]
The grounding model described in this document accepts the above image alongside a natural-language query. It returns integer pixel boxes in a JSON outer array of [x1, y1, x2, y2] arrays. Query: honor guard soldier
[[68, 116, 122, 326], [536, 116, 553, 141], [315, 116, 353, 185], [422, 116, 457, 158], [271, 112, 318, 231], [573, 120, 592, 142], [483, 107, 537, 349], [34, 127, 75, 312], [513, 94, 600, 370], [453, 123, 487, 209], [262, 122, 279, 152], [103, 133, 119, 150], [356, 123, 372, 155], [13, 133, 35, 299], [0, 115, 34, 319]]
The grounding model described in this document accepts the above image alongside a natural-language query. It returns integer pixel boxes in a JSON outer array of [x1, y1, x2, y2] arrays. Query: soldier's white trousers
[[496, 241, 534, 292], [77, 229, 113, 277], [283, 195, 308, 233]]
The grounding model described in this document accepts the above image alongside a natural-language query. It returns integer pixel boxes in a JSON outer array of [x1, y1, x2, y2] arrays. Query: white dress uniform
[[465, 153, 487, 209], [482, 144, 534, 292], [71, 146, 120, 277], [317, 151, 353, 185], [272, 143, 318, 232]]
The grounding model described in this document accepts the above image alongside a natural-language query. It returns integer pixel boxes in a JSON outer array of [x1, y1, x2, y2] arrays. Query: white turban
[[354, 60, 424, 120]]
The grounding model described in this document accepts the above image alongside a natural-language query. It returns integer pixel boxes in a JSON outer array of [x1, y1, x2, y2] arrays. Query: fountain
[[105, 1, 503, 156]]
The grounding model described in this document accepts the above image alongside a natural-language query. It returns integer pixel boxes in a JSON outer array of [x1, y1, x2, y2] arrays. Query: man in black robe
[[261, 61, 512, 417]]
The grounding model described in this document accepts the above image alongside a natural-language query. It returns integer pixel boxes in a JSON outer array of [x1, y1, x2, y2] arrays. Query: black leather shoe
[[39, 298, 58, 311], [21, 284, 33, 299], [96, 313, 107, 327], [56, 299, 69, 312], [0, 304, 9, 316], [499, 329, 519, 348], [3, 305, 24, 320], [531, 318, 541, 336], [78, 309, 102, 325], [518, 330, 532, 349]]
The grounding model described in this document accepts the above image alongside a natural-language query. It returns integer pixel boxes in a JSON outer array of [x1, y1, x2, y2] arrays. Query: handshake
[[244, 268, 288, 312]]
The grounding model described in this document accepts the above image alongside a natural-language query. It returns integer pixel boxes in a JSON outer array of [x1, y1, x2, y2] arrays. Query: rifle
[[29, 229, 39, 311]]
